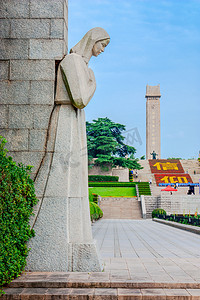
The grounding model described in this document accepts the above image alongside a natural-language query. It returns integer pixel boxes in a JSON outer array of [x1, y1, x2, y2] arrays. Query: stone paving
[[92, 219, 200, 283]]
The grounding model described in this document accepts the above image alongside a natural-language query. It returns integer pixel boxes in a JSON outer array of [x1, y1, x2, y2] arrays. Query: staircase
[[99, 197, 142, 219], [136, 159, 200, 197], [181, 159, 200, 173], [136, 160, 156, 183], [3, 272, 200, 299], [181, 159, 200, 183], [137, 182, 151, 195]]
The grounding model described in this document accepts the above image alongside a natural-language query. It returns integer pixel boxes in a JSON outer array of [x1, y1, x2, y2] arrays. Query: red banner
[[149, 159, 184, 174], [154, 173, 193, 186]]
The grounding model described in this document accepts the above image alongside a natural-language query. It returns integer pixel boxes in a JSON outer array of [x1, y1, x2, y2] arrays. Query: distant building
[[146, 84, 161, 159]]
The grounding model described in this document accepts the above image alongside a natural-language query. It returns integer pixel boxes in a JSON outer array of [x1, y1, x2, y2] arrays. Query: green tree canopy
[[86, 117, 142, 170]]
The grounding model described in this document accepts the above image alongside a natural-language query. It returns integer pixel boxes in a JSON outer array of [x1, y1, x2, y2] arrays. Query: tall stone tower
[[146, 84, 161, 159]]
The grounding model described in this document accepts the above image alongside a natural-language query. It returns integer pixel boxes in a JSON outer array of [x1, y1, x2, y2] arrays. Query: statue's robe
[[26, 54, 101, 272]]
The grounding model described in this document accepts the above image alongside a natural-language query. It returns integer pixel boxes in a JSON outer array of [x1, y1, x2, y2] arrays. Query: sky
[[68, 0, 200, 159]]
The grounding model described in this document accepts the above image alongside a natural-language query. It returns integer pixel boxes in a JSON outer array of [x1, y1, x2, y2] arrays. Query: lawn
[[89, 187, 137, 197]]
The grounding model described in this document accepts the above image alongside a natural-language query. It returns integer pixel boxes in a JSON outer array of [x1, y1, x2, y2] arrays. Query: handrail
[[136, 184, 139, 197], [140, 195, 146, 219]]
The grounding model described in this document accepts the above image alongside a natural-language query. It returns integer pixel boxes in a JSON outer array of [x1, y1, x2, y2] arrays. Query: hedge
[[88, 175, 119, 182], [0, 136, 38, 293], [89, 182, 136, 187]]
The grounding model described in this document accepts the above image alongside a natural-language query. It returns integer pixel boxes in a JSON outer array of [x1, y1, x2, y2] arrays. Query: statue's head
[[70, 27, 110, 63]]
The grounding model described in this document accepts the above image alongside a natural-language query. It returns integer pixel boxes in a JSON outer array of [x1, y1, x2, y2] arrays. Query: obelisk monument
[[146, 84, 161, 159]]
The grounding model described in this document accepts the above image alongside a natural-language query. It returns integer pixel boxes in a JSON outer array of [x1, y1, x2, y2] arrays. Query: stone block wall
[[88, 165, 129, 182], [144, 195, 200, 218], [0, 0, 68, 178], [88, 165, 113, 176], [158, 194, 200, 215], [112, 167, 129, 182]]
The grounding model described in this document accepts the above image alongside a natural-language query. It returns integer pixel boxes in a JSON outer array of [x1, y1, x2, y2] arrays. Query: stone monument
[[0, 0, 110, 272], [26, 27, 110, 272], [146, 84, 161, 160]]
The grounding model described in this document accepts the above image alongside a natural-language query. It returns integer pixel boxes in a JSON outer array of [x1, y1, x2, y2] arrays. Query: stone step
[[103, 217, 143, 219], [99, 197, 142, 219], [191, 174, 200, 183], [2, 287, 200, 299], [6, 272, 200, 289]]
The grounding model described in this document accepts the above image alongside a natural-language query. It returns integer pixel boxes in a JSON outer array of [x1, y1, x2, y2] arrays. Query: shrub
[[89, 189, 94, 202], [92, 194, 98, 204], [0, 136, 38, 292], [152, 208, 166, 219], [89, 182, 136, 187], [90, 202, 103, 221], [89, 189, 98, 203], [89, 189, 102, 220], [88, 175, 119, 182]]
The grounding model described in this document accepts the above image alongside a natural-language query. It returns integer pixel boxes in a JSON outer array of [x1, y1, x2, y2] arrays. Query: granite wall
[[144, 194, 200, 218], [158, 194, 200, 215], [88, 165, 129, 182], [0, 0, 68, 180]]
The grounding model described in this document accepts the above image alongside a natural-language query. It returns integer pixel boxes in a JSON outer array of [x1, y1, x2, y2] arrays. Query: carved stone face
[[92, 39, 110, 57]]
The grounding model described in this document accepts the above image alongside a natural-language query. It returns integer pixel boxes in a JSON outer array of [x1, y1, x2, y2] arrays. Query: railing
[[136, 184, 139, 198], [140, 195, 146, 219]]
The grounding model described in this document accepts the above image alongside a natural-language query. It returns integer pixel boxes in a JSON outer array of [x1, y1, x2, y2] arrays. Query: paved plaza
[[92, 219, 200, 283], [4, 219, 200, 298]]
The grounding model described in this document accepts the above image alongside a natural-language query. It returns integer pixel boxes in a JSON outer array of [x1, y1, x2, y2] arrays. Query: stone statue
[[150, 150, 158, 159], [55, 27, 110, 107], [26, 28, 110, 272]]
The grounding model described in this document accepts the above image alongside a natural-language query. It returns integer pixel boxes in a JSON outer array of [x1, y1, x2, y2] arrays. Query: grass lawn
[[89, 187, 137, 197]]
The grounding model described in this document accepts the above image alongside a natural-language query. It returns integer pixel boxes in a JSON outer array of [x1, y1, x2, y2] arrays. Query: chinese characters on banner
[[149, 160, 193, 186]]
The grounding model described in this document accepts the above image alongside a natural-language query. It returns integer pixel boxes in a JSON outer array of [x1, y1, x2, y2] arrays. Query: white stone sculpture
[[26, 27, 110, 272], [56, 27, 110, 107]]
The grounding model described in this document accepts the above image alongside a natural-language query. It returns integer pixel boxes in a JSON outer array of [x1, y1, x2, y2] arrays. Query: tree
[[140, 155, 145, 160], [86, 117, 142, 170]]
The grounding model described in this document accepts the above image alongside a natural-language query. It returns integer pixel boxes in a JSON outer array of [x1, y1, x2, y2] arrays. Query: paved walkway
[[4, 219, 200, 298], [92, 219, 200, 283]]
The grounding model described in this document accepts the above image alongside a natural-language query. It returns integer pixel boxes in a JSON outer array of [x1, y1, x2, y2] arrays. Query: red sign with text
[[154, 173, 193, 185], [149, 159, 184, 174]]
